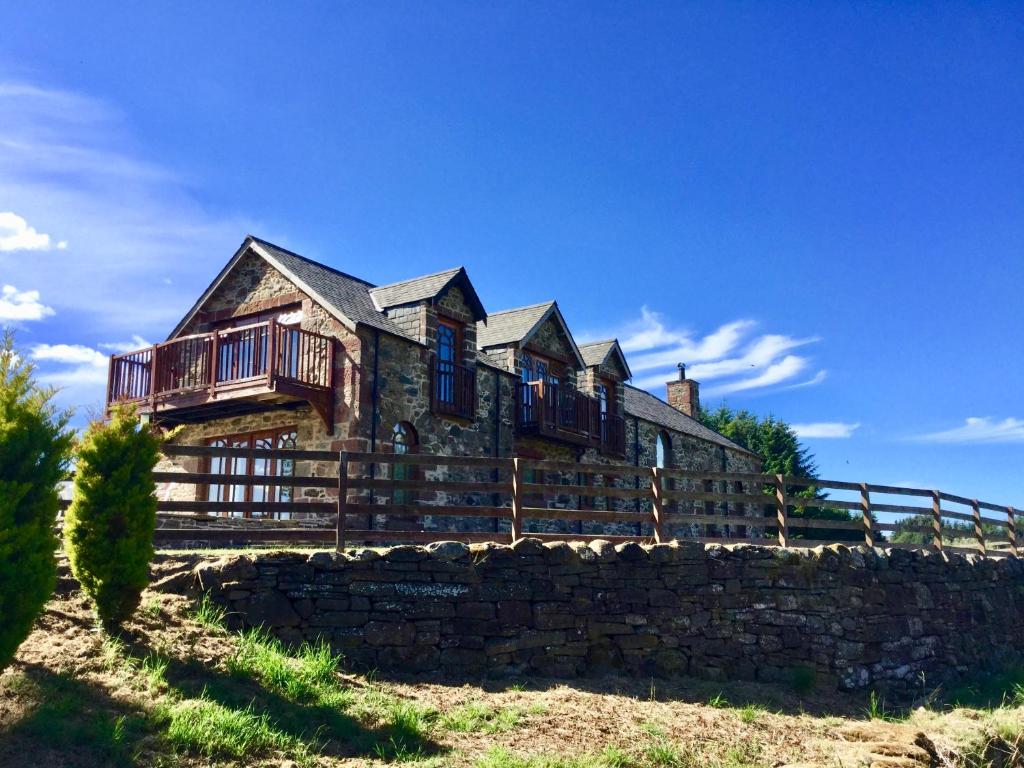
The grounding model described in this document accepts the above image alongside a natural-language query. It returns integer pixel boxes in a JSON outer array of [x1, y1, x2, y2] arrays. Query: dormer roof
[[578, 339, 632, 380], [370, 266, 486, 321], [476, 301, 586, 369]]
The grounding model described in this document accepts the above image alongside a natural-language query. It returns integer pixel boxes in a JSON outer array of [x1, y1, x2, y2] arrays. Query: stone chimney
[[666, 363, 700, 418]]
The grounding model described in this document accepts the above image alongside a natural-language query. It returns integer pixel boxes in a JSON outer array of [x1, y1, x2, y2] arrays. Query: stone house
[[108, 236, 762, 537]]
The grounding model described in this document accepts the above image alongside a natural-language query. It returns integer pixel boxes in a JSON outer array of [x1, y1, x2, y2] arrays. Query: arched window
[[392, 422, 418, 504], [655, 431, 671, 469]]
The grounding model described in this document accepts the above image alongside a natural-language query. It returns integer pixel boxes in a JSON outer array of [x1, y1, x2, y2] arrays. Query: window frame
[[203, 426, 298, 518]]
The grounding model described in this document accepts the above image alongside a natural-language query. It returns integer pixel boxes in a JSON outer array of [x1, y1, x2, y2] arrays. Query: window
[[731, 480, 747, 539], [206, 427, 298, 518], [436, 320, 461, 405], [392, 422, 418, 505], [655, 432, 670, 469], [212, 306, 302, 382]]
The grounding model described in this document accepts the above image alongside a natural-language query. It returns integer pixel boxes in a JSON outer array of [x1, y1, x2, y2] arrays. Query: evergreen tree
[[65, 405, 160, 632], [0, 331, 73, 669], [700, 405, 865, 542]]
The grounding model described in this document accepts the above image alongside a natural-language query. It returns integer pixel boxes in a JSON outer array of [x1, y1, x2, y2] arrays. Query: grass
[[156, 695, 314, 762], [737, 703, 763, 724], [193, 593, 228, 629], [440, 702, 523, 734]]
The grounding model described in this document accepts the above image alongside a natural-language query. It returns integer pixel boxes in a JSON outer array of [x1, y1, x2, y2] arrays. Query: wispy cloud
[[791, 421, 861, 439], [30, 342, 117, 414], [0, 284, 55, 321], [913, 417, 1024, 445], [98, 335, 152, 354], [0, 78, 253, 336], [593, 307, 825, 397], [0, 211, 66, 251]]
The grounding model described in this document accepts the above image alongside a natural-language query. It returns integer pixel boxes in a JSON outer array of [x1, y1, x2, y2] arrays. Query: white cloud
[[913, 417, 1024, 445], [791, 421, 861, 439], [99, 335, 153, 354], [0, 211, 63, 251], [597, 307, 825, 398], [0, 79, 253, 335], [31, 343, 108, 367], [0, 284, 55, 321], [30, 343, 112, 414], [703, 354, 809, 396]]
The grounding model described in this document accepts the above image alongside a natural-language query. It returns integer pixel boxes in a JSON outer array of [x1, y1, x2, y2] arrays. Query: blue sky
[[0, 2, 1022, 508]]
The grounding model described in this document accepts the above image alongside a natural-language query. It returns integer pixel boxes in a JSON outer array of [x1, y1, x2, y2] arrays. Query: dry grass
[[1, 556, 1023, 767]]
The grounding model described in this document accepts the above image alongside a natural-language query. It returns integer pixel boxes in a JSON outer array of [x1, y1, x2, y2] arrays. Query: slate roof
[[578, 339, 632, 379], [475, 301, 555, 349], [169, 236, 414, 341], [578, 340, 617, 368], [622, 384, 758, 457], [369, 267, 464, 309], [248, 238, 412, 340]]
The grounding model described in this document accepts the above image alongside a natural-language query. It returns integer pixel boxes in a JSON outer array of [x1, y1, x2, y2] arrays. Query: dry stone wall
[[195, 540, 1024, 696]]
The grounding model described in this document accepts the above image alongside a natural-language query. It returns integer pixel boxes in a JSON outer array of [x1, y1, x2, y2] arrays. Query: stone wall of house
[[524, 314, 578, 368], [195, 541, 1024, 696]]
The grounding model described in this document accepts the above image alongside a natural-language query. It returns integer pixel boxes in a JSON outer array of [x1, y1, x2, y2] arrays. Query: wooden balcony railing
[[107, 319, 335, 428], [515, 381, 626, 455], [430, 358, 476, 419]]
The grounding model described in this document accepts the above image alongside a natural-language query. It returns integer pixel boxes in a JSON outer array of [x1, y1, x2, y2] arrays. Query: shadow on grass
[[0, 661, 149, 768], [120, 631, 444, 762]]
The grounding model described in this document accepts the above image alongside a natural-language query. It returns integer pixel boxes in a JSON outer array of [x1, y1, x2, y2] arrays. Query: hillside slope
[[0, 555, 1021, 768]]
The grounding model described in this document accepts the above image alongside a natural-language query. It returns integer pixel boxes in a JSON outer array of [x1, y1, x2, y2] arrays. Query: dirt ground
[[0, 555, 1018, 768]]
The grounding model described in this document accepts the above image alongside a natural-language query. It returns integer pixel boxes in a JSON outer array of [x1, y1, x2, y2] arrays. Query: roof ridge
[[484, 300, 556, 317], [248, 235, 378, 288], [370, 266, 464, 292], [578, 338, 617, 347]]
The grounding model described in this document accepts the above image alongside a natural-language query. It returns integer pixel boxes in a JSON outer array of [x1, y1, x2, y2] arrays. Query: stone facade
[[196, 541, 1024, 696], [153, 241, 763, 538]]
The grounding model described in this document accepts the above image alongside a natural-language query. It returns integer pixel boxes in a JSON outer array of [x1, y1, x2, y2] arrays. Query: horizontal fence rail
[[107, 445, 1022, 557]]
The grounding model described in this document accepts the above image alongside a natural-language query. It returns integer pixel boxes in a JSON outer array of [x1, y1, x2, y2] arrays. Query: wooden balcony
[[430, 358, 476, 419], [515, 381, 626, 456], [106, 320, 336, 430]]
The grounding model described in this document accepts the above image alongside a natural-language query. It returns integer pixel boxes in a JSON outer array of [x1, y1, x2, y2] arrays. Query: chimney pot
[[677, 362, 686, 381]]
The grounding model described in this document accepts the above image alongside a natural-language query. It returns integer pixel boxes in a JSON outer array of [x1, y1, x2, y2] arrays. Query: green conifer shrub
[[65, 405, 161, 631], [0, 331, 73, 670]]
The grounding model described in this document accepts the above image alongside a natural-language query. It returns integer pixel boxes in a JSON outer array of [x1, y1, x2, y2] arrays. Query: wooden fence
[[138, 445, 1020, 557]]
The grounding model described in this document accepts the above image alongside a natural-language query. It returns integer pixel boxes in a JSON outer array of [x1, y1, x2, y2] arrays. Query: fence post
[[860, 483, 873, 548], [972, 499, 985, 557], [651, 467, 665, 544], [931, 491, 943, 553], [1008, 507, 1018, 558], [511, 458, 523, 544], [335, 451, 348, 553], [774, 474, 788, 548]]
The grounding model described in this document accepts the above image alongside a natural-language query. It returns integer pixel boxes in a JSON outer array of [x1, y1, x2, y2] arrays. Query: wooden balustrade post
[[149, 345, 158, 411], [511, 458, 523, 544], [266, 317, 277, 387], [973, 499, 986, 556], [335, 452, 348, 553], [651, 467, 665, 544], [860, 483, 874, 548], [774, 474, 788, 548], [209, 332, 219, 396], [1008, 507, 1018, 558], [931, 491, 943, 553]]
